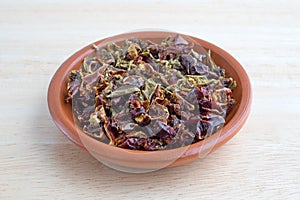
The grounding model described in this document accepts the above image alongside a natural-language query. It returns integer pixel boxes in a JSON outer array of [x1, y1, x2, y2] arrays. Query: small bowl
[[48, 31, 252, 173]]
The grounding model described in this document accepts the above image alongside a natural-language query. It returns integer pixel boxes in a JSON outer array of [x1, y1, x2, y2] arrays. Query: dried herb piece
[[66, 35, 237, 151]]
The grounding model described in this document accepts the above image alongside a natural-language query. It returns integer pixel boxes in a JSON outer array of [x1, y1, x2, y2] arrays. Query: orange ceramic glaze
[[48, 31, 252, 172]]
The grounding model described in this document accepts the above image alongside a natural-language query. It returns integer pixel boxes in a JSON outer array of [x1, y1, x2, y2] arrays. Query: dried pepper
[[66, 35, 236, 150]]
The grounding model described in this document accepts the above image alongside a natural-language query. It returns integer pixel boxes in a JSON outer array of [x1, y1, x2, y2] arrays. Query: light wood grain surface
[[1, 0, 299, 199]]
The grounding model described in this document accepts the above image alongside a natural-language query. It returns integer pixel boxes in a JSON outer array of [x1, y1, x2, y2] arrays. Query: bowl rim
[[47, 31, 252, 163]]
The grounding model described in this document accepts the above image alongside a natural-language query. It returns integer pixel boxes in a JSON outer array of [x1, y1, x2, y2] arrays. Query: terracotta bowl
[[48, 31, 252, 173]]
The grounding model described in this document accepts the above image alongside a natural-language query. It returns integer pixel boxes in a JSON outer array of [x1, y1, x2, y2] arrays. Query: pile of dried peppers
[[66, 35, 236, 150]]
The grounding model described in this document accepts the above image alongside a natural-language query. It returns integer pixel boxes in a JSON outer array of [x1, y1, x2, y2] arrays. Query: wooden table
[[1, 0, 299, 199]]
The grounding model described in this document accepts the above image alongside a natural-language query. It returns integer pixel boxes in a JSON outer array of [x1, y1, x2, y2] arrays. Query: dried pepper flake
[[66, 35, 237, 151]]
